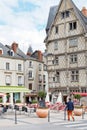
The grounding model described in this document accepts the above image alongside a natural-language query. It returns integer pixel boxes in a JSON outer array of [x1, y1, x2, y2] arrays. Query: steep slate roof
[[5, 45, 26, 59], [46, 0, 87, 34], [0, 42, 43, 62], [0, 42, 26, 59], [46, 5, 58, 33], [0, 42, 8, 56]]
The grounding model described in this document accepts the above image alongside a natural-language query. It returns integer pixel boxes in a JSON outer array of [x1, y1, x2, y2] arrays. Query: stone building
[[0, 42, 29, 104], [44, 0, 87, 102], [0, 42, 48, 105], [25, 48, 48, 103]]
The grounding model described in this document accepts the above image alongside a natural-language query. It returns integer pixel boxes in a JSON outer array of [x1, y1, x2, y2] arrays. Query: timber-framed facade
[[45, 0, 87, 101]]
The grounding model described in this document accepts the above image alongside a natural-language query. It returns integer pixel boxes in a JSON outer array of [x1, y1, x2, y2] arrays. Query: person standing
[[66, 98, 75, 121]]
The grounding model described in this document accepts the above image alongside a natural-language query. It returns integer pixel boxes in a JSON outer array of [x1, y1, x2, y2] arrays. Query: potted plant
[[38, 91, 46, 108], [73, 94, 83, 116], [74, 105, 85, 116], [74, 94, 81, 101], [36, 91, 48, 118]]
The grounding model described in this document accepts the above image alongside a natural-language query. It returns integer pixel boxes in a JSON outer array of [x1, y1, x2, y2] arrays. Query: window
[[6, 62, 10, 70], [18, 64, 22, 71], [5, 75, 11, 85], [28, 71, 32, 78], [39, 74, 42, 82], [14, 93, 20, 101], [69, 22, 77, 30], [61, 12, 65, 19], [43, 85, 45, 91], [18, 76, 22, 86], [39, 85, 42, 91], [8, 50, 14, 56], [71, 70, 79, 82], [10, 50, 14, 56], [56, 71, 60, 82], [43, 64, 47, 71], [52, 56, 58, 65], [43, 75, 46, 83], [29, 61, 32, 67], [55, 56, 59, 64], [29, 83, 32, 90], [66, 11, 70, 17], [54, 41, 58, 50], [61, 10, 70, 19], [52, 60, 55, 64], [69, 38, 78, 47], [70, 54, 77, 63], [55, 26, 58, 34], [53, 77, 55, 82], [39, 64, 42, 71]]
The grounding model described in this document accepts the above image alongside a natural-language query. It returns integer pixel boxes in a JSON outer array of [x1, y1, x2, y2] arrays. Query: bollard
[[64, 109, 66, 120], [48, 109, 50, 122], [15, 105, 17, 124], [82, 106, 84, 119]]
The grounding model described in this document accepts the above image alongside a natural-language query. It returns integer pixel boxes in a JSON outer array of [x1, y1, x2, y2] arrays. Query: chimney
[[27, 52, 31, 56], [81, 7, 87, 17], [11, 42, 18, 53], [38, 50, 43, 61], [0, 49, 2, 55]]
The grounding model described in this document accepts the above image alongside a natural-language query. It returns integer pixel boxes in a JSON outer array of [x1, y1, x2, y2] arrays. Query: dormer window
[[61, 10, 70, 19], [8, 50, 14, 56], [10, 50, 14, 56], [0, 48, 3, 55]]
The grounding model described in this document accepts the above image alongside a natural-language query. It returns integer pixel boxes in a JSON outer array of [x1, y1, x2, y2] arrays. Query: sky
[[0, 0, 87, 54]]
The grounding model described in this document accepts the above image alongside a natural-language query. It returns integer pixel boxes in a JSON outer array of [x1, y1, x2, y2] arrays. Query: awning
[[72, 92, 87, 96], [0, 86, 30, 93], [0, 93, 6, 97]]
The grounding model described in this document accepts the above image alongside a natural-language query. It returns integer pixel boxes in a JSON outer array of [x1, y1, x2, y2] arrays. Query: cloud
[[0, 0, 86, 53]]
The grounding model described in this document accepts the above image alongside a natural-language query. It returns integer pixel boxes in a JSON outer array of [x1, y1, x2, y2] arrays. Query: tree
[[74, 94, 81, 101], [38, 91, 46, 99], [38, 91, 46, 108]]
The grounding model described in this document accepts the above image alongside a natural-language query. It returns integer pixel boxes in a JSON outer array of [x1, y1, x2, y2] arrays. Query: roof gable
[[46, 0, 87, 37]]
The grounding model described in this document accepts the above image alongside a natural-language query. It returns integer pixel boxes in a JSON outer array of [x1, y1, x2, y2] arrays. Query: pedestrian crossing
[[51, 119, 87, 129]]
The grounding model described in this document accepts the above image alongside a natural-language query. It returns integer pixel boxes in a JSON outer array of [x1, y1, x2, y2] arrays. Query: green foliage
[[0, 98, 2, 103], [74, 94, 81, 100], [16, 99, 21, 103], [38, 91, 46, 99], [32, 100, 38, 104]]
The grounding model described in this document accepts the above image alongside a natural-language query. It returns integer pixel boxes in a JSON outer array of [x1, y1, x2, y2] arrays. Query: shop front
[[0, 86, 30, 105]]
